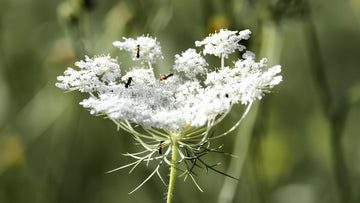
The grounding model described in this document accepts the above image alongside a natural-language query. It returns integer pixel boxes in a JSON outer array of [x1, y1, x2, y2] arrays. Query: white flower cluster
[[56, 29, 282, 131], [113, 35, 163, 64], [56, 55, 120, 93], [195, 29, 251, 58], [173, 48, 208, 79]]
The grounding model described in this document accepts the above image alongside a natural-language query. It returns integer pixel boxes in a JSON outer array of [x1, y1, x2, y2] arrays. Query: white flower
[[242, 50, 255, 59], [113, 35, 163, 64], [55, 55, 120, 93], [56, 30, 282, 192], [57, 30, 281, 130], [173, 48, 208, 79], [195, 29, 251, 58], [239, 29, 251, 40], [122, 67, 156, 86]]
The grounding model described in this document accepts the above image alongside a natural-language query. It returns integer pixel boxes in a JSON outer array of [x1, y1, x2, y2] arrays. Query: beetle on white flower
[[56, 29, 282, 201]]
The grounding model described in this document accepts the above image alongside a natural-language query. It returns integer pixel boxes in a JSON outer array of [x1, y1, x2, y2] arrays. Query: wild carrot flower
[[56, 29, 282, 201], [112, 34, 163, 64]]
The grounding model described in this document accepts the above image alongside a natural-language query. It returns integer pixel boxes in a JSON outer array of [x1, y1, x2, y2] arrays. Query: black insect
[[136, 44, 140, 58], [125, 77, 132, 88], [225, 93, 229, 98], [158, 141, 164, 154], [159, 73, 174, 81]]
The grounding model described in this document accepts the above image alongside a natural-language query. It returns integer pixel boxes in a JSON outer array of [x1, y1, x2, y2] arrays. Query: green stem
[[167, 141, 179, 203], [217, 20, 283, 203], [217, 102, 259, 203], [304, 19, 353, 202]]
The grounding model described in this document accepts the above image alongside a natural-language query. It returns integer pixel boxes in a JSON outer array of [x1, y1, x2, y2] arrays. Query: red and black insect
[[159, 73, 173, 81]]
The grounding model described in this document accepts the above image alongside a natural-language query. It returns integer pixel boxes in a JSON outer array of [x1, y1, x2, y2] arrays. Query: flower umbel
[[112, 34, 163, 64], [56, 30, 282, 199], [195, 29, 251, 58]]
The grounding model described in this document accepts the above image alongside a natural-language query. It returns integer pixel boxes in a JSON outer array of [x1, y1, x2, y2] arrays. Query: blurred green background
[[1, 0, 360, 202]]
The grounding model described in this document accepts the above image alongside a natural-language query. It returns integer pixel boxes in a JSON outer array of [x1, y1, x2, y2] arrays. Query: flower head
[[113, 35, 163, 64], [173, 48, 208, 79], [55, 55, 120, 93], [56, 30, 282, 193], [195, 29, 251, 58]]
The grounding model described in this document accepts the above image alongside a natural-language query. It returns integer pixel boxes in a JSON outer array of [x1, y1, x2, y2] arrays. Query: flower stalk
[[148, 61, 156, 78], [221, 54, 225, 69], [167, 136, 179, 203]]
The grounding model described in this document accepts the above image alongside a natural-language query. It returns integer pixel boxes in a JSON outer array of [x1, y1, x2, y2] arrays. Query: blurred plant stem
[[303, 17, 354, 203], [217, 20, 283, 203], [350, 0, 360, 24], [67, 17, 88, 58], [217, 102, 259, 203], [58, 0, 92, 58]]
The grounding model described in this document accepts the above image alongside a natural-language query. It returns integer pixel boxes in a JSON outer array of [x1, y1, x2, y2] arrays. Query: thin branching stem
[[211, 102, 253, 139], [221, 54, 225, 69], [148, 61, 156, 79]]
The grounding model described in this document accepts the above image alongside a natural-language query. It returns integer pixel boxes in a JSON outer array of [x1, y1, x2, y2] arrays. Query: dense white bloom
[[173, 48, 208, 79], [195, 29, 251, 58], [57, 30, 281, 130], [56, 30, 282, 192], [55, 55, 120, 93], [122, 67, 156, 86], [113, 35, 163, 64]]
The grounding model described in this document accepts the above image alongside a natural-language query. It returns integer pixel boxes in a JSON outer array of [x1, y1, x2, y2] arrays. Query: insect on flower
[[125, 77, 132, 88], [136, 44, 140, 58], [159, 73, 173, 81], [158, 141, 165, 154], [56, 29, 283, 198]]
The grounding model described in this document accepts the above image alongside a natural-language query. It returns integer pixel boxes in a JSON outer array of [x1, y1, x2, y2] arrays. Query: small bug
[[159, 73, 173, 81], [136, 44, 140, 58], [125, 77, 132, 88], [158, 141, 164, 154]]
